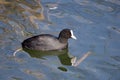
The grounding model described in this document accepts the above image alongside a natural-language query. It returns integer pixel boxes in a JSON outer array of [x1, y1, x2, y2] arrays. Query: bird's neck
[[58, 37, 68, 43]]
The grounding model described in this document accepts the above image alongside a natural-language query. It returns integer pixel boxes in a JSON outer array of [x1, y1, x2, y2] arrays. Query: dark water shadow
[[23, 47, 75, 72]]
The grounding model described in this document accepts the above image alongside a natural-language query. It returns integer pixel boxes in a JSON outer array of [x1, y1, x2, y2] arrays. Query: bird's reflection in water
[[23, 48, 75, 72]]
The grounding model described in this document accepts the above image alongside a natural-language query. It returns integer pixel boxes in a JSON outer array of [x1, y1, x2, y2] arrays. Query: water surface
[[0, 0, 120, 80]]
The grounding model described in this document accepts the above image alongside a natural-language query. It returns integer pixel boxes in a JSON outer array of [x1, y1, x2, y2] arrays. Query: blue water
[[0, 0, 120, 80]]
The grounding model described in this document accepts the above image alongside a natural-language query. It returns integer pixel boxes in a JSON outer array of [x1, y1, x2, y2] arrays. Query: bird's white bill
[[70, 30, 77, 40]]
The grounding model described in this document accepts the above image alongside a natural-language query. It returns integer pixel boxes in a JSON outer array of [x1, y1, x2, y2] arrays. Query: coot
[[22, 29, 76, 51]]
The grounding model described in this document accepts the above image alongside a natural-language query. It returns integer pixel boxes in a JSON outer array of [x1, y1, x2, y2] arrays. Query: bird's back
[[22, 34, 67, 51]]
